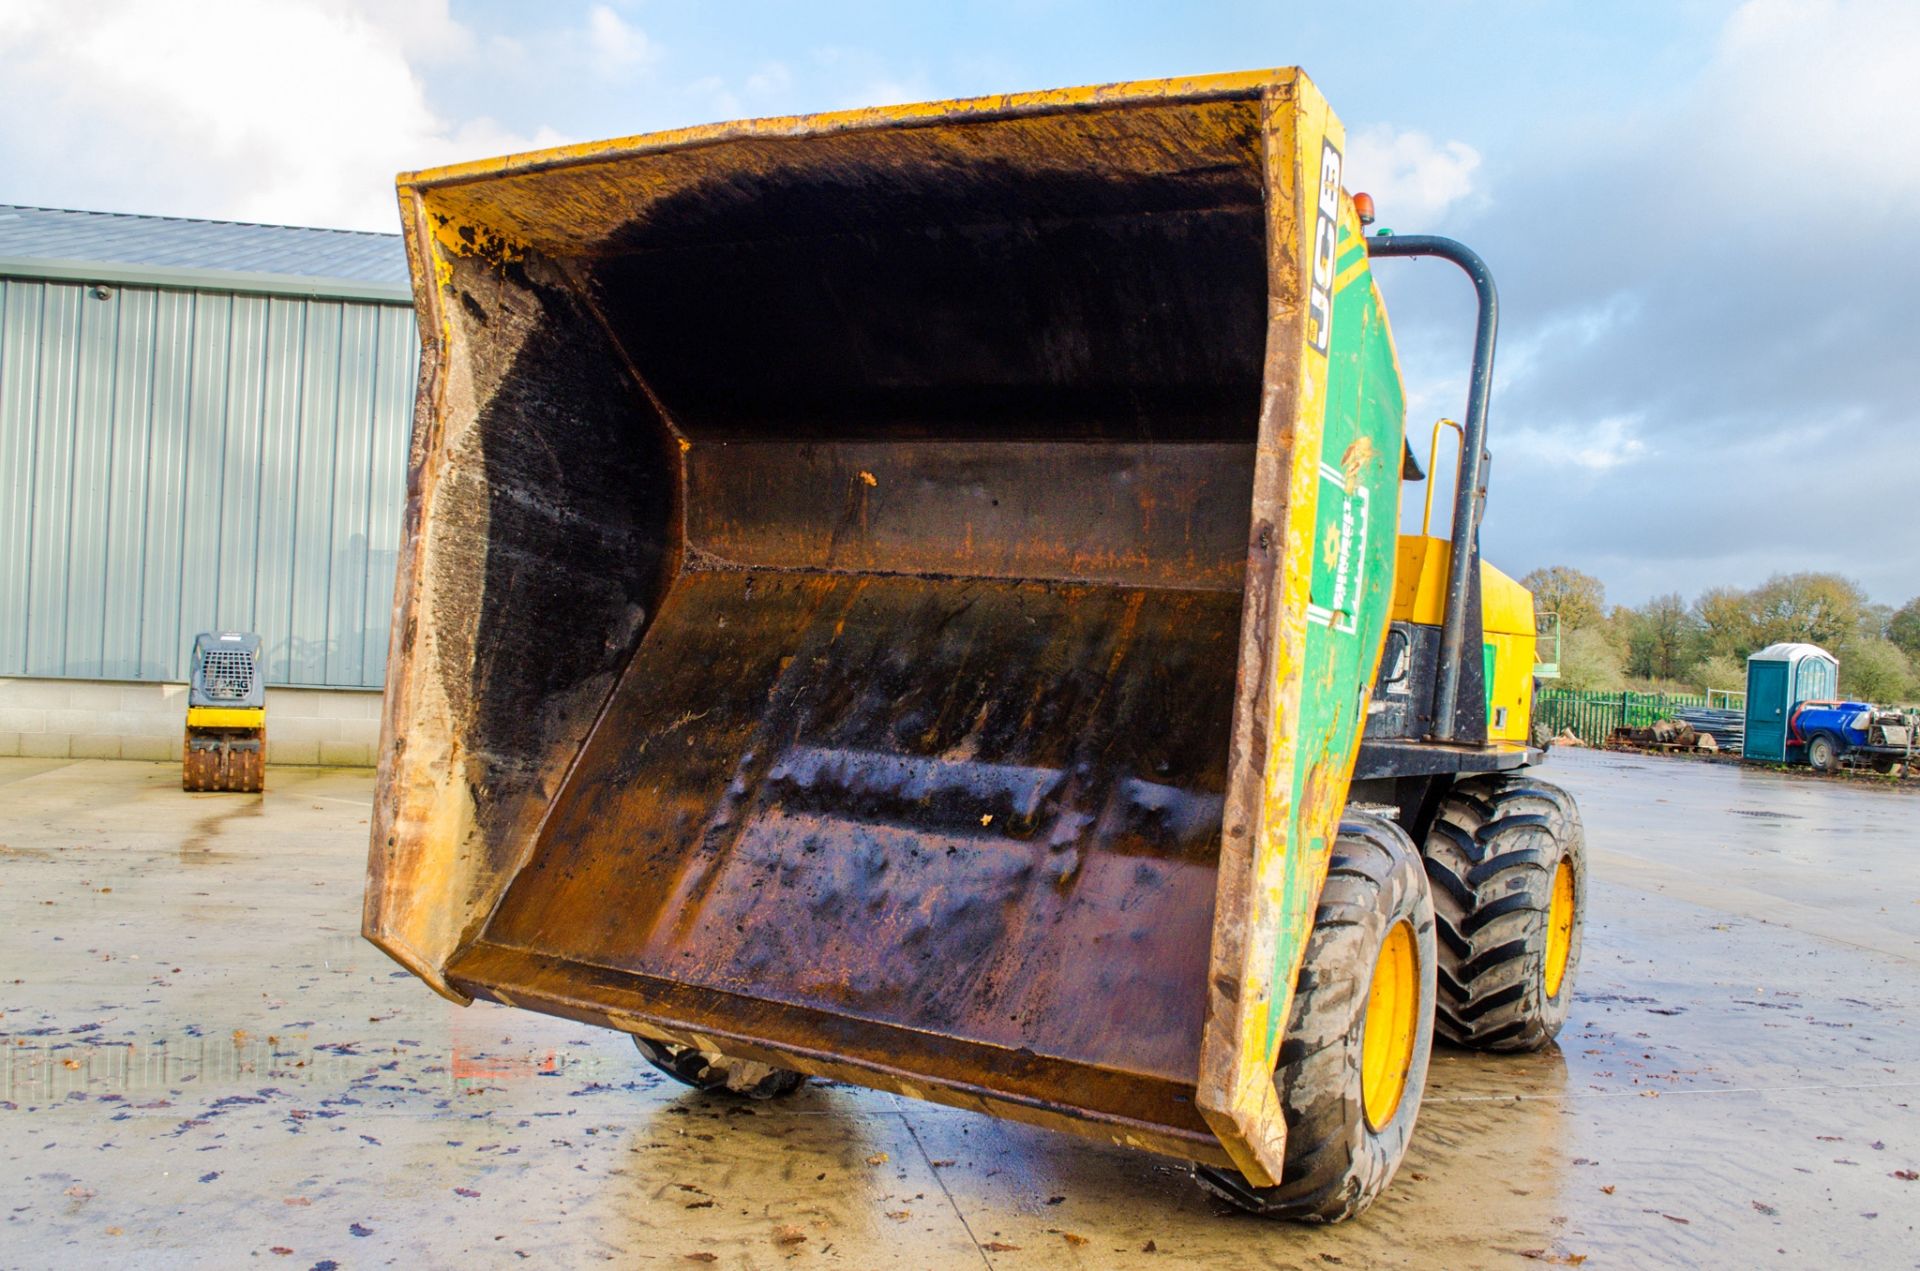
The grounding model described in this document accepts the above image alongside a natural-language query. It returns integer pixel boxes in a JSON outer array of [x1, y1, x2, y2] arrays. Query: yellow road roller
[[364, 68, 1586, 1220], [182, 630, 266, 793]]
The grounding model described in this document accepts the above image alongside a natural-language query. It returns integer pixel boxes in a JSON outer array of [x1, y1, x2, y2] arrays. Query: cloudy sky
[[2, 0, 1913, 607]]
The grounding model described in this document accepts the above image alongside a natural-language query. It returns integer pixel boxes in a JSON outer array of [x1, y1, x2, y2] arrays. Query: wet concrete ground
[[1, 749, 1916, 1269]]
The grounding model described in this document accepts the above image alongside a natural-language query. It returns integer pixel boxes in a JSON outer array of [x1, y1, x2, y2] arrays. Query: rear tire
[[1422, 773, 1585, 1052], [1806, 733, 1841, 772], [633, 1036, 807, 1100], [1195, 813, 1436, 1223]]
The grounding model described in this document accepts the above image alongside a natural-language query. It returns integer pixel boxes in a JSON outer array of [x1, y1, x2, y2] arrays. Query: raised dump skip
[[366, 70, 1406, 1183]]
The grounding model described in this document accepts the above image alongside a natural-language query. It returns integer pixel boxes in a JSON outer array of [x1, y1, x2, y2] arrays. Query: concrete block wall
[[0, 678, 381, 767]]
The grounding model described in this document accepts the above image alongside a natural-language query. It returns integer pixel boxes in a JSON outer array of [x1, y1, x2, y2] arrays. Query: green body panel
[[1265, 217, 1406, 1047]]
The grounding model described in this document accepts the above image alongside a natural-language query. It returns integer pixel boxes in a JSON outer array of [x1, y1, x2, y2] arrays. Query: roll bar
[[1363, 234, 1498, 744]]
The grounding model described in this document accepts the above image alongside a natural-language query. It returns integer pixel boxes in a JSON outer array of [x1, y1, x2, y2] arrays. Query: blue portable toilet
[[1742, 642, 1839, 761]]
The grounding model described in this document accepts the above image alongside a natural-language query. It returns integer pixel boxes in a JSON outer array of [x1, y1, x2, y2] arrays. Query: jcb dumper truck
[[364, 68, 1586, 1221]]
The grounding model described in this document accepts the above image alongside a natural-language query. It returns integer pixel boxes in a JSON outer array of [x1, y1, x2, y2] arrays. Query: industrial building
[[0, 204, 416, 763]]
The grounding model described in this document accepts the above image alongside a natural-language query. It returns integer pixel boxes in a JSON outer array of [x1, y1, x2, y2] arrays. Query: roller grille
[[200, 649, 257, 701]]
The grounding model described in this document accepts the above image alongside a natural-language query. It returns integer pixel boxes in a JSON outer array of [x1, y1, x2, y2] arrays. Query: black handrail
[[1364, 234, 1498, 744]]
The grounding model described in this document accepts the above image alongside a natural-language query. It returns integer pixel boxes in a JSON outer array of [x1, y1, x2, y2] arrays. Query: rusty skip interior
[[371, 87, 1304, 1162]]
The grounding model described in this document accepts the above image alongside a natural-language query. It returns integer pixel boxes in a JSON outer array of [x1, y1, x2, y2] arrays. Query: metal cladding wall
[[0, 276, 417, 688]]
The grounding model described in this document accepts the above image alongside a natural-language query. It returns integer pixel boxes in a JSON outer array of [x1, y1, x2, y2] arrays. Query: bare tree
[[1521, 565, 1607, 632]]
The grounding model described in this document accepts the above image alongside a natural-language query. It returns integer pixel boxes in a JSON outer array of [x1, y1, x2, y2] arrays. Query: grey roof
[[1749, 641, 1835, 663], [0, 203, 409, 302]]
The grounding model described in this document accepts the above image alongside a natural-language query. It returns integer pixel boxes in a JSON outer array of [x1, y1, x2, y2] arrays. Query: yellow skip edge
[[186, 706, 265, 728], [395, 68, 1291, 191]]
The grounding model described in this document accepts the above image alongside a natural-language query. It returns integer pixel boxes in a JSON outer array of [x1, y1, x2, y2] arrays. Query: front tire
[[1422, 773, 1586, 1052], [1806, 733, 1841, 772], [1196, 813, 1437, 1222], [633, 1036, 807, 1100]]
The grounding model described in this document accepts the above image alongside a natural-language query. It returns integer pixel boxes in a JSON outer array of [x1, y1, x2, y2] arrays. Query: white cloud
[[0, 0, 585, 230], [1345, 125, 1482, 229], [1686, 0, 1920, 221], [1505, 414, 1649, 474], [744, 62, 793, 98], [1495, 293, 1641, 393], [586, 3, 653, 76], [685, 61, 794, 122]]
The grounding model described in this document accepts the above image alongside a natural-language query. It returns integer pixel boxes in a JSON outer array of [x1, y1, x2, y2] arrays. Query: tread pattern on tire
[[1195, 813, 1437, 1223], [1423, 772, 1584, 1052], [634, 1036, 807, 1100]]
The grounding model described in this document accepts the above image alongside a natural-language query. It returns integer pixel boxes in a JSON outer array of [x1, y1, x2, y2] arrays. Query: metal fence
[[1535, 689, 1709, 747]]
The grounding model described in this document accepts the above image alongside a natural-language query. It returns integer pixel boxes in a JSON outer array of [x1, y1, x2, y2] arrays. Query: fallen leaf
[[929, 1159, 955, 1168], [269, 1248, 293, 1256], [1662, 1214, 1690, 1225], [982, 1242, 1021, 1252], [866, 1153, 889, 1166], [454, 1187, 480, 1198], [1046, 1195, 1065, 1205], [1893, 1170, 1918, 1181], [105, 1227, 123, 1237], [283, 1197, 311, 1207], [1600, 1186, 1615, 1195], [858, 470, 878, 487], [774, 1225, 807, 1245], [1141, 1240, 1157, 1253], [62, 1058, 81, 1070], [64, 1185, 95, 1201], [1061, 1232, 1088, 1247], [1752, 1201, 1778, 1215], [349, 1222, 374, 1237], [684, 1255, 718, 1264], [232, 1030, 249, 1047], [685, 1200, 714, 1210], [886, 1210, 910, 1220]]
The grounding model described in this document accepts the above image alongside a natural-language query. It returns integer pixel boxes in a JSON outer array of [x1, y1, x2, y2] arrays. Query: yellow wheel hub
[[1361, 919, 1419, 1132], [1544, 858, 1575, 998]]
